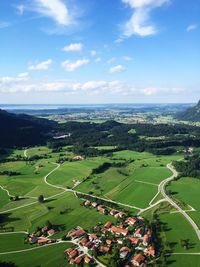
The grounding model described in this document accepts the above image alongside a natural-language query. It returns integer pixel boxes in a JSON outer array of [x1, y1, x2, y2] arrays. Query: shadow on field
[[0, 213, 20, 232]]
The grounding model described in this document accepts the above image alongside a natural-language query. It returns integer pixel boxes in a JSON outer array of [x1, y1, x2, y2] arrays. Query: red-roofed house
[[143, 234, 151, 246], [125, 217, 137, 225], [134, 228, 144, 238], [70, 229, 86, 239], [110, 226, 128, 236], [84, 256, 92, 264], [129, 237, 139, 245], [104, 221, 113, 229], [131, 254, 145, 266], [119, 247, 131, 258]]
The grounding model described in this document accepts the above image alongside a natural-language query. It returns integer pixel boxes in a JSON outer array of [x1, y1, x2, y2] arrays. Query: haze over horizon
[[0, 0, 200, 104]]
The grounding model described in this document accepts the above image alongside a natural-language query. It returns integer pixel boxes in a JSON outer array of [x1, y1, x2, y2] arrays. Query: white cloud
[[122, 56, 133, 61], [186, 24, 198, 32], [29, 59, 53, 71], [18, 72, 29, 78], [0, 74, 185, 97], [122, 0, 169, 37], [16, 4, 25, 15], [62, 43, 83, 52], [109, 65, 126, 74], [61, 59, 89, 71], [32, 0, 72, 26], [0, 21, 10, 29], [90, 50, 97, 56]]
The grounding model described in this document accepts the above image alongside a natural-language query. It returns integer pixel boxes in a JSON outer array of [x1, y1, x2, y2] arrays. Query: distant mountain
[[0, 109, 55, 148], [176, 101, 200, 121]]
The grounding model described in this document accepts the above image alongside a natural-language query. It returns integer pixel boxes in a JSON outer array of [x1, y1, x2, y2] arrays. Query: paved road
[[160, 163, 200, 240]]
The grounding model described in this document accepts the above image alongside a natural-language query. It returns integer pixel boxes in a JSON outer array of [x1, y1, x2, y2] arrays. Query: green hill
[[0, 109, 55, 148], [176, 101, 200, 121]]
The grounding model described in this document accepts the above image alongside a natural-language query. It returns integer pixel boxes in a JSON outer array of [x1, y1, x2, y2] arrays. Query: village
[[26, 199, 155, 267]]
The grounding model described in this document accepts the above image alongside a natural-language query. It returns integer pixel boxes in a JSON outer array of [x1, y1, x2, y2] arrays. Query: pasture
[[0, 192, 116, 238], [168, 177, 200, 228], [77, 150, 179, 208], [0, 243, 72, 267]]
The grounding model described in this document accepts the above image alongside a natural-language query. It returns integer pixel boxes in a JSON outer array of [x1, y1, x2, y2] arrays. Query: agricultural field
[[0, 192, 116, 239], [168, 177, 200, 228], [0, 243, 72, 267], [76, 150, 181, 208], [0, 146, 199, 267]]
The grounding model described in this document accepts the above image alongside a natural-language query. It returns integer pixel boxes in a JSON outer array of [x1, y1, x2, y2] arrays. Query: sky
[[0, 0, 200, 104]]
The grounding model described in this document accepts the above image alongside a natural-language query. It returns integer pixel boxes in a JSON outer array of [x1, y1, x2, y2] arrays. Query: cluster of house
[[28, 226, 57, 246], [64, 246, 93, 265], [83, 199, 128, 217], [64, 200, 155, 266]]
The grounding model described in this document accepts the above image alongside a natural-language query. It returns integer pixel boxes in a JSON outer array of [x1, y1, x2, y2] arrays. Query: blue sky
[[0, 0, 199, 104]]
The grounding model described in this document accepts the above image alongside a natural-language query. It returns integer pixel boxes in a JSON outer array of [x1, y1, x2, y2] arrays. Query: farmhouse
[[91, 202, 98, 208], [99, 246, 110, 254], [129, 237, 139, 245], [143, 234, 151, 246], [70, 228, 86, 239], [110, 226, 128, 236], [144, 246, 155, 257], [84, 256, 92, 264], [97, 205, 106, 213], [134, 228, 144, 238], [104, 221, 113, 229], [120, 247, 131, 258], [131, 253, 145, 266], [47, 229, 56, 236], [110, 209, 118, 216], [73, 155, 84, 161], [125, 217, 137, 225]]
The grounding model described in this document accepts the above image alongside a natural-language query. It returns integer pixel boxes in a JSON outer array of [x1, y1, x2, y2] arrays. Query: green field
[[0, 243, 72, 267], [47, 157, 108, 188], [0, 188, 10, 208], [168, 254, 200, 267], [0, 160, 62, 199], [77, 151, 179, 208], [0, 233, 30, 253], [0, 192, 115, 239], [160, 212, 200, 252], [1, 146, 197, 267], [168, 177, 200, 228]]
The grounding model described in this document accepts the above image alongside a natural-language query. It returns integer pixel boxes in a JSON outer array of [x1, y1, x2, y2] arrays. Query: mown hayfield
[[1, 193, 116, 238], [26, 146, 52, 157], [167, 254, 200, 267], [0, 243, 72, 267], [77, 150, 178, 208], [0, 233, 30, 253], [159, 212, 200, 253], [0, 160, 62, 198], [48, 157, 107, 188], [0, 188, 9, 208], [168, 177, 200, 228]]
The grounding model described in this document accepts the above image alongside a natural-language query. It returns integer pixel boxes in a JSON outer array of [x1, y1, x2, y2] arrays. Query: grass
[[48, 157, 108, 188], [159, 212, 200, 253], [168, 177, 200, 228], [167, 254, 200, 267], [0, 188, 10, 209], [0, 233, 30, 253], [0, 243, 73, 267], [77, 151, 179, 208], [0, 192, 116, 238], [0, 160, 62, 199]]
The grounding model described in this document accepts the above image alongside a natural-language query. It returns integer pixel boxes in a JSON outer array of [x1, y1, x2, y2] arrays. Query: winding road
[[160, 163, 200, 240], [1, 151, 200, 265]]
